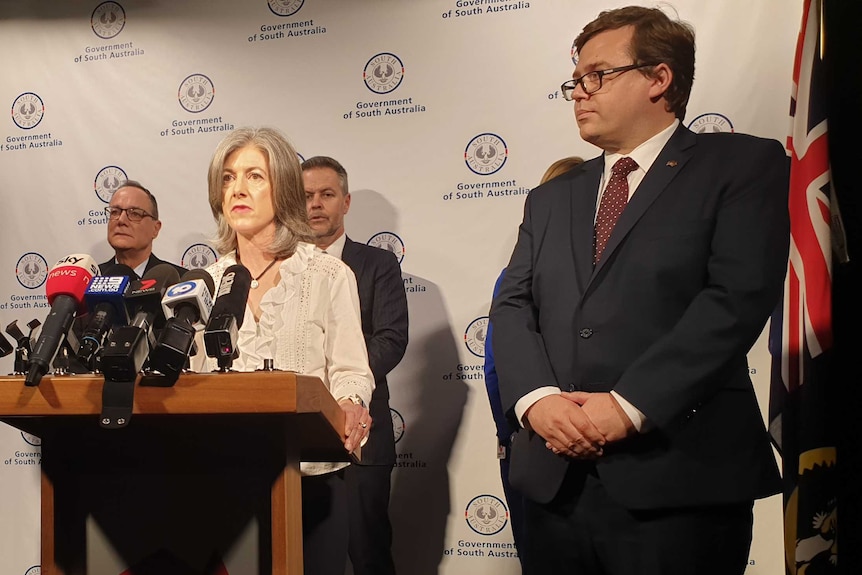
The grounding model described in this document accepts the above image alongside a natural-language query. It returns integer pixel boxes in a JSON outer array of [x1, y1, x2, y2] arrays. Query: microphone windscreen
[[162, 269, 215, 325], [45, 254, 99, 310], [84, 273, 131, 323], [211, 264, 252, 329], [125, 264, 182, 326], [141, 263, 182, 286], [100, 262, 138, 280], [0, 332, 13, 357], [180, 268, 216, 296]]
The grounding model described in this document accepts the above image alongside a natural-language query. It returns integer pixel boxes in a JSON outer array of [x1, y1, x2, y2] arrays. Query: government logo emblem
[[24, 567, 41, 575], [367, 232, 405, 264], [465, 494, 508, 535], [91, 1, 126, 39], [178, 74, 215, 114], [391, 408, 405, 444], [182, 244, 218, 269], [465, 133, 508, 175], [94, 165, 128, 203], [15, 253, 48, 290], [464, 316, 489, 358], [688, 112, 734, 134], [11, 93, 45, 130], [267, 0, 304, 17], [363, 53, 405, 95], [21, 432, 42, 447]]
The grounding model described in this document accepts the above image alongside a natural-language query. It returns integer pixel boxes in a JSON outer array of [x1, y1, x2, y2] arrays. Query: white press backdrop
[[0, 1, 799, 573]]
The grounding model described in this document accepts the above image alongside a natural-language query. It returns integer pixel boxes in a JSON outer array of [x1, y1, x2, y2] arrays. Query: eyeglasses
[[561, 63, 658, 100], [105, 206, 155, 222]]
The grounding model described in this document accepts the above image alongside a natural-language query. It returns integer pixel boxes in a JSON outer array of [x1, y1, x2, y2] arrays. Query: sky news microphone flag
[[24, 253, 99, 386]]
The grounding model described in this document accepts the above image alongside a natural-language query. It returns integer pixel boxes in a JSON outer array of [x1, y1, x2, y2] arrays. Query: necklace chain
[[237, 252, 278, 289]]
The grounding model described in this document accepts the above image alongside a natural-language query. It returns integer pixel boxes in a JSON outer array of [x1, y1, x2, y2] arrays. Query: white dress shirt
[[319, 232, 346, 261], [204, 242, 374, 475]]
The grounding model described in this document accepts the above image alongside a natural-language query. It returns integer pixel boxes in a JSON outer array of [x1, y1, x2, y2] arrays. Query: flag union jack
[[782, 5, 831, 421], [769, 1, 839, 572]]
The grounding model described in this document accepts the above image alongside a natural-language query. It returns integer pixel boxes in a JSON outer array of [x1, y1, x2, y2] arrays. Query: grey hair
[[115, 179, 159, 220], [301, 155, 349, 195], [207, 126, 314, 258]]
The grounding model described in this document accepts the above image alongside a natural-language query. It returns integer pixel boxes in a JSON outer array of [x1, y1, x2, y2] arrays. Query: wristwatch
[[342, 394, 366, 409]]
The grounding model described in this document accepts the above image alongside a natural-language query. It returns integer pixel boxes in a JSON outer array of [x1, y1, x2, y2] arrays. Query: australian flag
[[768, 0, 843, 573]]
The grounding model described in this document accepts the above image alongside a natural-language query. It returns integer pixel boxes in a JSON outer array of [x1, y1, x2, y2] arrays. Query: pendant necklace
[[238, 252, 279, 289]]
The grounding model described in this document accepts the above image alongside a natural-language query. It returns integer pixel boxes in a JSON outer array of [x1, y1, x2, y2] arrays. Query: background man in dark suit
[[302, 156, 408, 575], [100, 180, 186, 277], [490, 6, 789, 575]]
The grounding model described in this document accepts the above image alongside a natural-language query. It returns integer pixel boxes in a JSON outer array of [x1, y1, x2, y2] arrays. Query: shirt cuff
[[610, 390, 648, 432]]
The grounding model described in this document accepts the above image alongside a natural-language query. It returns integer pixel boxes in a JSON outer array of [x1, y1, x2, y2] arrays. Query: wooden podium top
[[0, 371, 341, 419], [0, 371, 351, 459]]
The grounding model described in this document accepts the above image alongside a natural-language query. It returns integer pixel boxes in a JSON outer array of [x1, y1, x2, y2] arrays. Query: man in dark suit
[[302, 156, 408, 575], [100, 180, 186, 277], [490, 6, 789, 575]]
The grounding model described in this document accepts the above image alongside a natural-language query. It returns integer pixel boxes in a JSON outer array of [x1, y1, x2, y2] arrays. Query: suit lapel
[[342, 236, 363, 269], [591, 125, 696, 277], [143, 254, 160, 275], [570, 159, 603, 290], [341, 237, 359, 264]]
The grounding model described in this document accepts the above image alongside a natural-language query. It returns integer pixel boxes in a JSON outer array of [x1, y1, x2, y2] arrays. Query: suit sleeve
[[484, 269, 516, 441], [615, 138, 790, 427], [324, 264, 375, 407], [365, 251, 409, 381], [489, 190, 561, 421]]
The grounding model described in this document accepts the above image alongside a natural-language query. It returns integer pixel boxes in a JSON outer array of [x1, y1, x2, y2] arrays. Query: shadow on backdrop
[[347, 188, 467, 575]]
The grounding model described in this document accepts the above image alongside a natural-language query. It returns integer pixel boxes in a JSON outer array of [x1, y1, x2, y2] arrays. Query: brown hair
[[302, 156, 350, 195], [573, 5, 695, 120], [207, 126, 314, 258]]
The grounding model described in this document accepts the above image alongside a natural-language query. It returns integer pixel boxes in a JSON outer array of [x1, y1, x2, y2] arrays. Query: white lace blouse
[[203, 242, 373, 475]]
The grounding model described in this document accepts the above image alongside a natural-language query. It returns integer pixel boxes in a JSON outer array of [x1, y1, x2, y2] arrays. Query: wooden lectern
[[0, 371, 352, 575]]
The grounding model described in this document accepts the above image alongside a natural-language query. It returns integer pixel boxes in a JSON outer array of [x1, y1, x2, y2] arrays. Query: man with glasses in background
[[101, 180, 186, 278], [490, 6, 789, 574]]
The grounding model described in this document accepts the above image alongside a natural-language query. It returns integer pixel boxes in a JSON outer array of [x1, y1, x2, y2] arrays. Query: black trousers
[[344, 463, 396, 575], [522, 467, 754, 575], [499, 443, 527, 566], [302, 469, 348, 575]]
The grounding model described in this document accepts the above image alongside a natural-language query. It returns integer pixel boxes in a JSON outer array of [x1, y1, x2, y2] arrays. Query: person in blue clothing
[[483, 155, 583, 565]]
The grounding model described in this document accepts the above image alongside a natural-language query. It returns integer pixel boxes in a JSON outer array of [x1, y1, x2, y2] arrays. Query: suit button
[[685, 404, 701, 420], [578, 328, 593, 338]]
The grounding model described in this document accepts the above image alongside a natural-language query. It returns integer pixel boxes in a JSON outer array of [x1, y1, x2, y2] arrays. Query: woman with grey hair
[[204, 126, 373, 574]]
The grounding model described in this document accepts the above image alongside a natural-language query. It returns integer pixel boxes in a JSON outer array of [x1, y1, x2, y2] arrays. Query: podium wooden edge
[[0, 371, 350, 575]]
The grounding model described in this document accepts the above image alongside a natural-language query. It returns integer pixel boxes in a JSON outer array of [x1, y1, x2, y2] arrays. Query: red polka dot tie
[[594, 156, 638, 264]]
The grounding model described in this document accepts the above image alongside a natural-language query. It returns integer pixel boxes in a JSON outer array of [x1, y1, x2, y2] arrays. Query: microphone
[[0, 332, 13, 358], [25, 254, 100, 386], [204, 264, 252, 371], [76, 263, 137, 370], [99, 264, 181, 429], [5, 319, 40, 374], [147, 268, 215, 379], [99, 264, 181, 382]]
